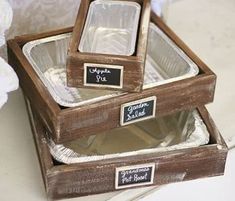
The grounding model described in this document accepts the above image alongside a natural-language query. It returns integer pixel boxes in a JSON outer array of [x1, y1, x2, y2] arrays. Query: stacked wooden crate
[[7, 0, 227, 200]]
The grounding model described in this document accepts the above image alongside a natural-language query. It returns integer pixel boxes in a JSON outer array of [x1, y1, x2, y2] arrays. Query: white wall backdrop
[[0, 0, 81, 59]]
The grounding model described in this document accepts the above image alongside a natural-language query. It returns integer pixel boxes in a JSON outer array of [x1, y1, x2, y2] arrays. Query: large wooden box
[[66, 0, 151, 92], [8, 14, 216, 143], [26, 100, 227, 200]]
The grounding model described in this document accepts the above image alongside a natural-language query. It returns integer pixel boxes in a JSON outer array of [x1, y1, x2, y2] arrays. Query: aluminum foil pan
[[78, 0, 141, 56], [22, 23, 199, 107], [144, 23, 199, 87], [46, 110, 210, 164]]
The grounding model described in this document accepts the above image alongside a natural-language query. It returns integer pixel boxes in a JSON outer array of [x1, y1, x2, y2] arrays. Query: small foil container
[[22, 23, 199, 108], [46, 109, 209, 164], [79, 0, 141, 56]]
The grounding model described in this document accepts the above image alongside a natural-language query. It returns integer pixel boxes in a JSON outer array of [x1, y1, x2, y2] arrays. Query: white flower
[[0, 1, 18, 109], [0, 0, 13, 46], [151, 0, 170, 19], [0, 57, 19, 109]]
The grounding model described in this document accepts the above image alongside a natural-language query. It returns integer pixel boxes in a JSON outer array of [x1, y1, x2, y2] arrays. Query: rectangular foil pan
[[46, 110, 209, 164], [22, 23, 199, 108], [78, 0, 141, 56]]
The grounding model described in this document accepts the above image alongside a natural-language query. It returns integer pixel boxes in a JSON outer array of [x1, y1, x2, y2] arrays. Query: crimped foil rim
[[46, 110, 210, 164]]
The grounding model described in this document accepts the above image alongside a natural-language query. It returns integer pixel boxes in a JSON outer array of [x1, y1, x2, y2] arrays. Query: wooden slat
[[24, 98, 54, 191], [14, 27, 73, 47], [58, 73, 215, 142]]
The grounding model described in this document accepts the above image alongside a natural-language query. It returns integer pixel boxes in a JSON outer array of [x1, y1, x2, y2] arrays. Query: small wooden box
[[27, 101, 227, 200], [66, 0, 151, 92], [8, 14, 216, 144]]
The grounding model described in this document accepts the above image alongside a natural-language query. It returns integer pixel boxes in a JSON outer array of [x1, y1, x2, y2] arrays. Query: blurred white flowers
[[0, 0, 18, 109], [151, 0, 170, 20], [0, 0, 13, 46]]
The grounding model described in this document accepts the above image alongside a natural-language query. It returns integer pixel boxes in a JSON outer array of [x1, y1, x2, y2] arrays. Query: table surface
[[0, 0, 235, 200]]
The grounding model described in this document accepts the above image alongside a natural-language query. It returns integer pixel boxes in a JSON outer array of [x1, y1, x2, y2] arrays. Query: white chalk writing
[[120, 167, 150, 184], [89, 67, 111, 75]]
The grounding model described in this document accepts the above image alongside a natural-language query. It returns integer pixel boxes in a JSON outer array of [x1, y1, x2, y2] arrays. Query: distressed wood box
[[26, 100, 227, 200], [66, 0, 151, 92], [8, 14, 216, 144]]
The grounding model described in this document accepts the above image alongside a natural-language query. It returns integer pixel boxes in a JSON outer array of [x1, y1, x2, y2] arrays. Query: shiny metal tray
[[47, 110, 209, 164], [78, 0, 141, 56], [22, 23, 199, 107]]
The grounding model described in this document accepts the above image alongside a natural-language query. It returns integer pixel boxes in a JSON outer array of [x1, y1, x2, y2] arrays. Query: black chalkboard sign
[[120, 96, 157, 126], [115, 163, 155, 189], [84, 63, 123, 88]]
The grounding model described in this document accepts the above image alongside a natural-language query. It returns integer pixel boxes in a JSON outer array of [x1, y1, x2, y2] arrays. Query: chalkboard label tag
[[84, 63, 123, 89], [115, 163, 155, 189], [120, 96, 157, 126]]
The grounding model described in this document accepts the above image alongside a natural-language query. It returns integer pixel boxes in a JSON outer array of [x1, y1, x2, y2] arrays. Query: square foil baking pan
[[22, 23, 198, 108], [46, 109, 210, 164]]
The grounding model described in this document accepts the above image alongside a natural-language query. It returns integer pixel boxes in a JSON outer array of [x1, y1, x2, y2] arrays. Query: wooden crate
[[8, 14, 216, 144], [66, 0, 151, 92], [26, 100, 227, 200]]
